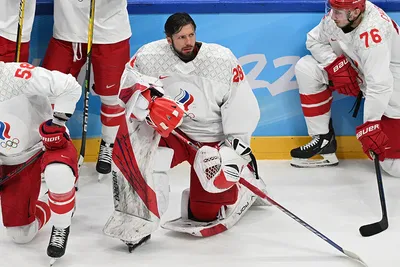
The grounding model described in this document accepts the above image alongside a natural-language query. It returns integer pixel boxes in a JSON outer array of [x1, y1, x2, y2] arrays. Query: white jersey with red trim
[[53, 0, 131, 44], [120, 39, 260, 145], [306, 1, 400, 122], [0, 62, 81, 165], [0, 0, 36, 42]]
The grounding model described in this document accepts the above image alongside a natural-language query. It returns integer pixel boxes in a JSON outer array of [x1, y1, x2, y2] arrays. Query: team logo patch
[[175, 89, 194, 111], [0, 121, 19, 150]]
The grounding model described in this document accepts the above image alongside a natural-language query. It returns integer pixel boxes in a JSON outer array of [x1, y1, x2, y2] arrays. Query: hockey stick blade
[[359, 218, 388, 237], [170, 130, 368, 266], [359, 154, 389, 237]]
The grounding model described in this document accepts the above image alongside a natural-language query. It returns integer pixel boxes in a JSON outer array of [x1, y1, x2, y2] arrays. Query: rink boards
[[29, 0, 400, 160]]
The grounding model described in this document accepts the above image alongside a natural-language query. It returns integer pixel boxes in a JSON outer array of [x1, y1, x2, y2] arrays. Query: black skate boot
[[290, 120, 338, 168], [96, 140, 113, 174], [47, 226, 70, 266]]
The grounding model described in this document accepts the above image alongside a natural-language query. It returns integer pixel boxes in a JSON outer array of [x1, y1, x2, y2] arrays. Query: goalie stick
[[14, 0, 25, 62], [78, 0, 95, 170], [170, 130, 368, 266], [359, 153, 388, 237]]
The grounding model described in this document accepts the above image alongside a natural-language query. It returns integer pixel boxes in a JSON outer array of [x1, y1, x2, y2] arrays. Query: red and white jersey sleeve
[[53, 0, 131, 44], [0, 0, 36, 42], [121, 40, 260, 145], [0, 62, 81, 165]]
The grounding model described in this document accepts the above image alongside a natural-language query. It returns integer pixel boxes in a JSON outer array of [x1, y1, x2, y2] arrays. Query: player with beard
[[290, 0, 400, 174], [104, 12, 270, 249]]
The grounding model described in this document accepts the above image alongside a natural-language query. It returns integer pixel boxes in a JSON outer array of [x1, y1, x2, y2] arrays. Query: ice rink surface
[[1, 160, 399, 267]]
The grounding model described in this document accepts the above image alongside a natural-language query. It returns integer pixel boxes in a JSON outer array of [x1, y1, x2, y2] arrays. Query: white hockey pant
[[295, 55, 332, 136]]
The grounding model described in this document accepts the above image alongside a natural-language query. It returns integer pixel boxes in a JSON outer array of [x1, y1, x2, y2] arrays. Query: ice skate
[[290, 120, 338, 168], [48, 226, 70, 266], [96, 140, 113, 181]]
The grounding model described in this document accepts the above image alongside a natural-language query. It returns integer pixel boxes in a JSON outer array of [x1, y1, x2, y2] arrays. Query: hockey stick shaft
[[373, 154, 388, 218], [14, 0, 26, 62], [170, 130, 367, 265], [78, 0, 96, 169], [0, 150, 44, 186]]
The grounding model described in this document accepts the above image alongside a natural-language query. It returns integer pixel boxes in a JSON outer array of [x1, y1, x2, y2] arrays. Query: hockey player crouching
[[103, 12, 270, 250], [0, 61, 81, 263], [290, 0, 400, 173]]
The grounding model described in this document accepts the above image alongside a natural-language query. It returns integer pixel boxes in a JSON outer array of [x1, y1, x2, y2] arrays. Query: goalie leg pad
[[153, 147, 174, 216], [161, 182, 258, 237], [189, 166, 238, 222]]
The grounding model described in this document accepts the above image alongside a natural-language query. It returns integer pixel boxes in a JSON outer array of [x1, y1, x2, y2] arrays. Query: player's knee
[[6, 221, 39, 244], [44, 163, 75, 193], [381, 159, 400, 178], [153, 147, 174, 215], [295, 55, 315, 76]]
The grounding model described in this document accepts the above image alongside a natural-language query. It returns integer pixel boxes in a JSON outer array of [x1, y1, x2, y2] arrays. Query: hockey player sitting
[[0, 61, 81, 263], [103, 12, 270, 250], [290, 0, 400, 173]]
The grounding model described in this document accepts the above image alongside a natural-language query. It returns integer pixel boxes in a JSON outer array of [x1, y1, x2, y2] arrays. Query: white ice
[[1, 160, 400, 267]]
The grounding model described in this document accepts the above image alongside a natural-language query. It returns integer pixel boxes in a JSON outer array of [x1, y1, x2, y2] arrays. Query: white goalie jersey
[[0, 62, 81, 165], [120, 39, 260, 146]]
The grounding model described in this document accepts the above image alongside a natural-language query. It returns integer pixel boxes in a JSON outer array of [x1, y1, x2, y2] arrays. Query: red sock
[[48, 188, 76, 214], [35, 200, 51, 230]]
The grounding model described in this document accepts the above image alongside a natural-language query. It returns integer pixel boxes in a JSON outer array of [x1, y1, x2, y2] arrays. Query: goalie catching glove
[[194, 137, 252, 193]]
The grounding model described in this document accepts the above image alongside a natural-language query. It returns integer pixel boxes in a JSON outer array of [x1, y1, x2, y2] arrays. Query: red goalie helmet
[[329, 0, 366, 12]]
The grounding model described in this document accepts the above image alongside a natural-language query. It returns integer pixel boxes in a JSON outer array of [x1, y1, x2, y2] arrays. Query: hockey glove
[[194, 137, 251, 194], [125, 83, 164, 121], [39, 120, 70, 150], [356, 120, 389, 161], [324, 54, 361, 97], [146, 97, 184, 138]]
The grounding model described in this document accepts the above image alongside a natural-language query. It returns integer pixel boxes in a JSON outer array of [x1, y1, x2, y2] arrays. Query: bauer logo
[[356, 124, 379, 139]]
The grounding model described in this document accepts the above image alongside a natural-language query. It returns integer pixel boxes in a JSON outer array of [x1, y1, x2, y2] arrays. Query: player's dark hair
[[164, 13, 196, 37]]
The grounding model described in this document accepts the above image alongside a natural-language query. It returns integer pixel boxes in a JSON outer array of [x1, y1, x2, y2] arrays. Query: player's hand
[[356, 120, 389, 161], [39, 120, 70, 150], [324, 54, 361, 97]]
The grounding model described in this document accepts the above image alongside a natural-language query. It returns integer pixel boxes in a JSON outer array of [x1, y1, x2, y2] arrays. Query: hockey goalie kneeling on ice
[[103, 12, 270, 252]]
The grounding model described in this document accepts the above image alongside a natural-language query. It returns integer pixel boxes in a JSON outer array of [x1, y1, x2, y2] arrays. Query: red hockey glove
[[146, 97, 184, 138], [39, 120, 70, 150], [324, 54, 361, 96], [356, 121, 389, 161]]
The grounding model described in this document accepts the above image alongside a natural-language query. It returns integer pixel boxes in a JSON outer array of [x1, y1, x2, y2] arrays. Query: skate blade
[[124, 235, 151, 253], [291, 153, 339, 168], [49, 258, 57, 267]]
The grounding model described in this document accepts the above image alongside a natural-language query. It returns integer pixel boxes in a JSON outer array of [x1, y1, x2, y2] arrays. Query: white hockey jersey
[[306, 1, 400, 123], [0, 0, 36, 42], [0, 62, 81, 165], [53, 0, 131, 44], [120, 40, 260, 145]]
